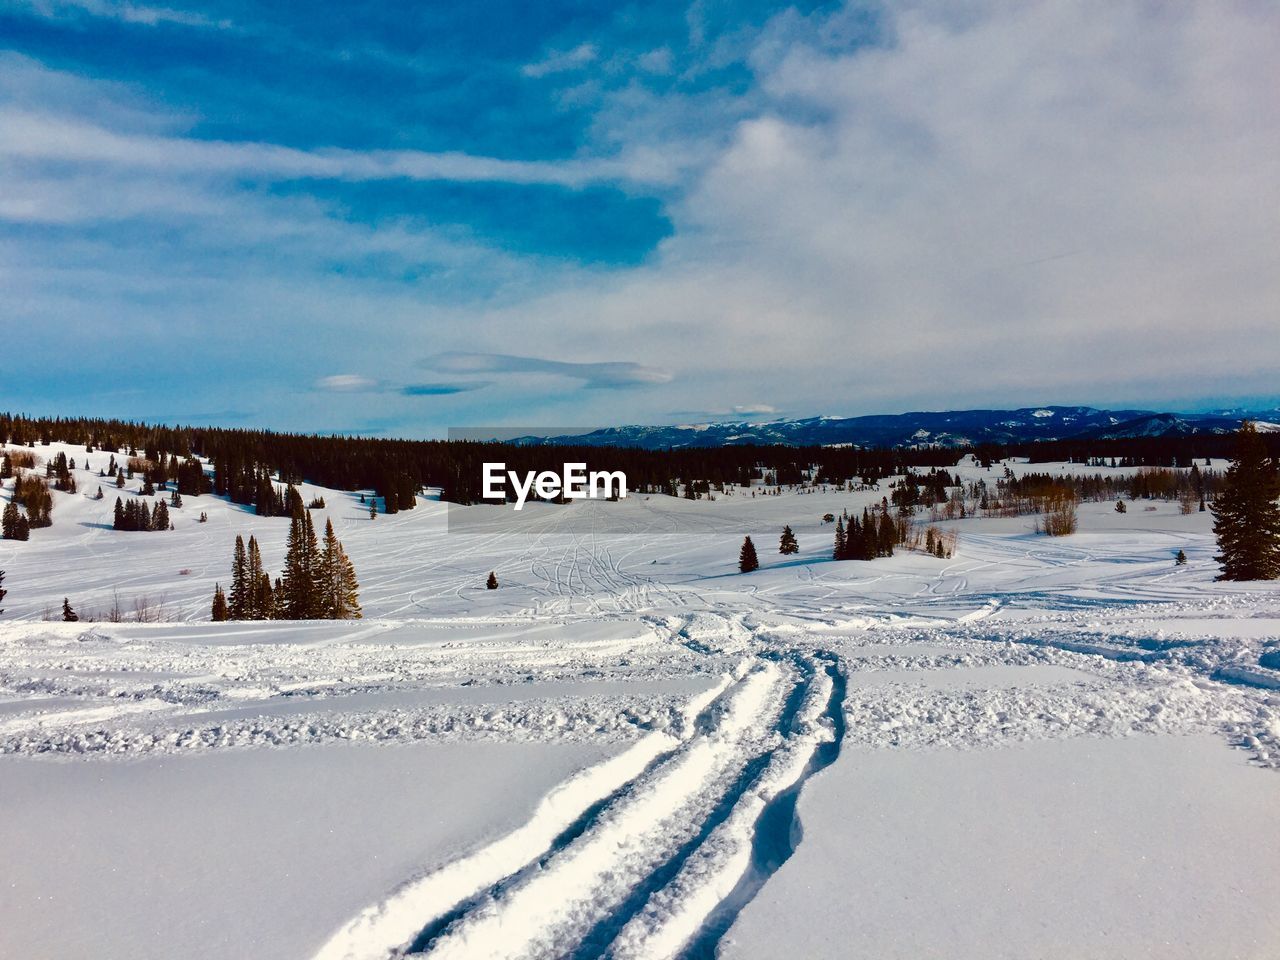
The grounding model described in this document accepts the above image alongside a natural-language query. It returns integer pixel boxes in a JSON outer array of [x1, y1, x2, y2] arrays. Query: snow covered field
[[2, 442, 1279, 959]]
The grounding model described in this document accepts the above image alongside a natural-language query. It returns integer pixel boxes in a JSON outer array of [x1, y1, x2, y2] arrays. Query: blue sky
[[2, 0, 1278, 436]]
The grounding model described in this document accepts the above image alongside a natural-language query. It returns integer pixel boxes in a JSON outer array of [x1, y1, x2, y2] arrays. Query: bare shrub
[[1037, 499, 1078, 536], [131, 594, 168, 623], [4, 449, 37, 470]]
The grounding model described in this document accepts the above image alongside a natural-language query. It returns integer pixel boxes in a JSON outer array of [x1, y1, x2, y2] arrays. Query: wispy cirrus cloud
[[12, 0, 230, 29], [420, 352, 674, 390], [522, 43, 598, 79], [0, 109, 682, 189]]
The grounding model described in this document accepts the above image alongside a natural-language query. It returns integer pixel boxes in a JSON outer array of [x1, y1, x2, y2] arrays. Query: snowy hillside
[[2, 441, 1279, 960]]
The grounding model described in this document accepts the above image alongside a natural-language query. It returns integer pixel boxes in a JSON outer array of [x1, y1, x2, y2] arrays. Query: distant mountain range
[[514, 406, 1280, 450]]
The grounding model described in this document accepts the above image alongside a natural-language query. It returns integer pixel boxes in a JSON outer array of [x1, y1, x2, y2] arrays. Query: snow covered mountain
[[518, 406, 1262, 450]]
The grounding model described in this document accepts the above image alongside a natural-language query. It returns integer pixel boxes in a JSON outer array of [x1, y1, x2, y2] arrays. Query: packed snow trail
[[412, 661, 788, 960], [312, 674, 735, 960], [311, 642, 852, 960], [610, 655, 845, 960]]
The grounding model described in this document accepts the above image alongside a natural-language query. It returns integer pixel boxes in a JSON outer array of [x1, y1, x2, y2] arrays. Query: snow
[[722, 735, 1280, 960], [0, 740, 619, 960], [2, 440, 1279, 958]]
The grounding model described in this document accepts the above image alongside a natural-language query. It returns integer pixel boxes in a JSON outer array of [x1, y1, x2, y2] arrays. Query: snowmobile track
[[313, 646, 848, 960]]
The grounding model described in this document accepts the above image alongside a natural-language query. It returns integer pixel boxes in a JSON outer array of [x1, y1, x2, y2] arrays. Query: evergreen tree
[[859, 509, 877, 560], [1175, 549, 1188, 566], [113, 497, 125, 530], [1212, 422, 1280, 581], [369, 497, 378, 520], [739, 536, 759, 573], [832, 517, 846, 560], [151, 499, 170, 531], [281, 510, 320, 619], [61, 597, 78, 622], [878, 510, 896, 557], [779, 525, 798, 555], [13, 515, 29, 541], [486, 571, 498, 590], [247, 536, 271, 619], [229, 535, 248, 619], [1115, 499, 1126, 513], [1, 502, 18, 540], [211, 583, 229, 621], [317, 519, 361, 619]]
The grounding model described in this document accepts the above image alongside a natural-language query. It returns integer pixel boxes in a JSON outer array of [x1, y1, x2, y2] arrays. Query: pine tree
[[151, 499, 169, 531], [878, 510, 896, 557], [1212, 422, 1280, 581], [739, 535, 759, 573], [317, 519, 361, 619], [486, 571, 499, 589], [113, 496, 125, 530], [211, 583, 229, 621], [779, 525, 798, 555], [1, 502, 18, 540], [1115, 500, 1126, 513], [846, 516, 863, 561], [859, 509, 876, 560], [832, 517, 846, 560], [229, 535, 248, 619], [247, 536, 271, 619], [61, 597, 78, 622], [281, 511, 320, 619], [369, 497, 377, 520]]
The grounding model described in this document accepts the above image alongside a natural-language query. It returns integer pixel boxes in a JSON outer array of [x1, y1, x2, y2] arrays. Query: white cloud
[[459, 0, 1280, 419], [4, 1, 1279, 433], [17, 0, 230, 29], [0, 108, 684, 190], [522, 43, 598, 79], [315, 374, 380, 392]]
